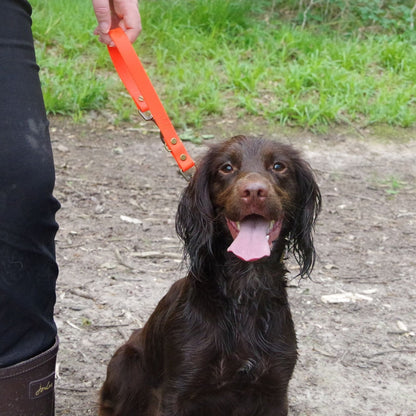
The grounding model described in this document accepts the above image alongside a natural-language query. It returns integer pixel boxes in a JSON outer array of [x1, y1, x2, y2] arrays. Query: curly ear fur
[[175, 150, 217, 279], [289, 157, 322, 278]]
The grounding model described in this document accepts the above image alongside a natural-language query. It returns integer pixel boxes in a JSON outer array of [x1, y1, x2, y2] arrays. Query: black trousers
[[0, 0, 60, 367]]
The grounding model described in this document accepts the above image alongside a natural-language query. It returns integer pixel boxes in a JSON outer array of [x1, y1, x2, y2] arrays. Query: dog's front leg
[[99, 330, 151, 416]]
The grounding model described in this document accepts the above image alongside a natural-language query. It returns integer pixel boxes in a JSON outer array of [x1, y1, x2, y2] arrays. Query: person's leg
[[0, 0, 60, 414]]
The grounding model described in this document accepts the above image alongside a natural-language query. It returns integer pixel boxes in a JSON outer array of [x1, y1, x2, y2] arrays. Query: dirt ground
[[50, 115, 416, 416]]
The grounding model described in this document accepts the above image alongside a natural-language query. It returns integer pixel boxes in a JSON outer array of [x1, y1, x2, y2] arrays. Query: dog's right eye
[[220, 163, 234, 174]]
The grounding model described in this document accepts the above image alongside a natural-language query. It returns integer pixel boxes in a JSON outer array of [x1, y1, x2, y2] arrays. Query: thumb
[[92, 0, 111, 33]]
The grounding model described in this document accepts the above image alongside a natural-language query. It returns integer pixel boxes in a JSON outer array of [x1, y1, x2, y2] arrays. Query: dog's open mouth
[[226, 215, 282, 262]]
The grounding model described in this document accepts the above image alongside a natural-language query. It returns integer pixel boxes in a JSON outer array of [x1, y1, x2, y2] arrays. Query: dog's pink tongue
[[227, 217, 270, 262]]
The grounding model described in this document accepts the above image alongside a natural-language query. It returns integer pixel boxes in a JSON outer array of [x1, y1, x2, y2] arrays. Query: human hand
[[92, 0, 141, 45]]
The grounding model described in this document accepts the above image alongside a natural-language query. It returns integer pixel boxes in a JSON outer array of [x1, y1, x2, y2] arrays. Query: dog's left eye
[[272, 161, 286, 172], [220, 163, 234, 174]]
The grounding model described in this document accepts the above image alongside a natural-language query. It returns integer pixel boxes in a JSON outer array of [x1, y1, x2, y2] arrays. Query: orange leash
[[107, 28, 195, 175]]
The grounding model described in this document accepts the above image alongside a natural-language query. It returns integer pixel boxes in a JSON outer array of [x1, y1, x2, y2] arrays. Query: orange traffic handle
[[107, 28, 195, 173]]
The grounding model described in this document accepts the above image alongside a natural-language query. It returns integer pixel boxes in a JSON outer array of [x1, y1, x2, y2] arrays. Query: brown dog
[[99, 136, 321, 416]]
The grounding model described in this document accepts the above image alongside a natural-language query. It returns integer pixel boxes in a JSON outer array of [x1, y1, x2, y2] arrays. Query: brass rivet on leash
[[108, 28, 195, 175]]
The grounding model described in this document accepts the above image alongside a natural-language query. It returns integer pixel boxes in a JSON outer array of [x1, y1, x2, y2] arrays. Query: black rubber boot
[[0, 337, 58, 416]]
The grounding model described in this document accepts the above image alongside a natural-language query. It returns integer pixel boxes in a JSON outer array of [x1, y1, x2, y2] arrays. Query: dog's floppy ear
[[175, 151, 216, 279], [289, 158, 321, 278]]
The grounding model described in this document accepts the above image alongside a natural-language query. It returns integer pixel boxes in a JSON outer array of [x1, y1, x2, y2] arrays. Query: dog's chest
[[213, 315, 272, 383], [210, 339, 274, 390]]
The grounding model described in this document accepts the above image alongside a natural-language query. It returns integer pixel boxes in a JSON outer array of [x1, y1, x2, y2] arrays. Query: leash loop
[[107, 28, 195, 175]]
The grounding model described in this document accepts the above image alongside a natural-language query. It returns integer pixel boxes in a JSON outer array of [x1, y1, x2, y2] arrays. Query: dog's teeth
[[236, 222, 240, 231], [269, 221, 275, 231]]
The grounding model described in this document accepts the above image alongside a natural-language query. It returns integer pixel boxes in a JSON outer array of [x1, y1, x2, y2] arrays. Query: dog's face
[[176, 136, 321, 276], [209, 137, 303, 262]]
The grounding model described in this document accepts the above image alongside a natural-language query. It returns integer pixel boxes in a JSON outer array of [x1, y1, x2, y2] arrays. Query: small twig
[[61, 176, 110, 186], [65, 320, 82, 331], [105, 236, 138, 242], [130, 251, 182, 259], [117, 327, 132, 341], [67, 288, 95, 301], [109, 276, 143, 282], [367, 349, 416, 358], [339, 277, 391, 285], [91, 323, 131, 329], [411, 2, 416, 30], [58, 242, 86, 250], [114, 248, 135, 270], [302, 0, 316, 29], [387, 331, 410, 336], [64, 181, 87, 198], [397, 212, 416, 218], [56, 386, 89, 394], [313, 347, 338, 359]]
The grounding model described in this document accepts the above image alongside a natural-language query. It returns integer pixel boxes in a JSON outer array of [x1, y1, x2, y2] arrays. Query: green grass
[[31, 0, 416, 130], [379, 175, 408, 196]]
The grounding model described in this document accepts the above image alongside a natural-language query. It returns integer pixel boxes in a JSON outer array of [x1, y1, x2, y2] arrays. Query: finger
[[123, 6, 142, 42], [92, 0, 112, 34], [123, 19, 142, 43], [95, 29, 115, 46], [113, 0, 142, 43]]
